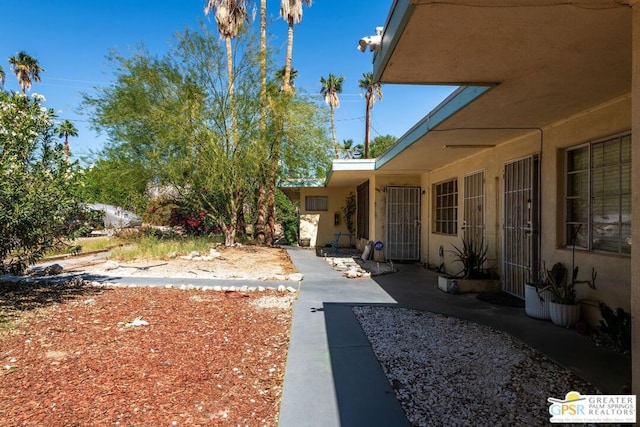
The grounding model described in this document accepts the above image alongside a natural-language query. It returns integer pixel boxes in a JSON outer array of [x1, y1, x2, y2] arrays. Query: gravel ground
[[353, 306, 600, 427]]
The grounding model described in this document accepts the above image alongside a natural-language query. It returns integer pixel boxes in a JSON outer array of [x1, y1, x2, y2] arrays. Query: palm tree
[[339, 139, 364, 159], [275, 66, 298, 92], [358, 72, 383, 158], [56, 120, 78, 161], [254, 0, 269, 243], [280, 0, 312, 93], [8, 51, 44, 95], [204, 0, 249, 146], [320, 73, 344, 158], [0, 65, 5, 89]]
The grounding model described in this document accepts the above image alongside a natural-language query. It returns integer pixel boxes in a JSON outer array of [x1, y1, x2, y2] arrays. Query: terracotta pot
[[549, 301, 581, 328], [524, 283, 551, 320]]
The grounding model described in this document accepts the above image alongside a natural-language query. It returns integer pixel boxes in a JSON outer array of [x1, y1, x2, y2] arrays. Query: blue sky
[[1, 1, 455, 162]]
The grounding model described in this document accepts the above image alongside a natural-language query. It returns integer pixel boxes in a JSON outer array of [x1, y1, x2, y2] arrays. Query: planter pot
[[524, 284, 552, 320], [549, 301, 581, 328], [438, 276, 501, 294]]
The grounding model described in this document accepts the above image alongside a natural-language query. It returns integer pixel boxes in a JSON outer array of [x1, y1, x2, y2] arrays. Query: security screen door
[[463, 171, 485, 244], [385, 186, 421, 261], [503, 155, 540, 298]]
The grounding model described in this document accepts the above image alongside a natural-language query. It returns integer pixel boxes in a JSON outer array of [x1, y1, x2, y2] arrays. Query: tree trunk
[[259, 0, 267, 134], [265, 143, 280, 246], [253, 0, 267, 244], [63, 137, 70, 161], [235, 190, 247, 237], [331, 106, 339, 158], [364, 93, 371, 158], [283, 19, 295, 93], [226, 37, 237, 148], [254, 177, 267, 243]]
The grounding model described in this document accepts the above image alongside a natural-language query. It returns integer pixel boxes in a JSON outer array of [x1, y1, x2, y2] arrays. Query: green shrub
[[0, 92, 87, 274], [599, 303, 631, 354]]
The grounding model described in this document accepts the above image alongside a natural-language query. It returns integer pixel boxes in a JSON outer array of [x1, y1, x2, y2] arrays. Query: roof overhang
[[325, 159, 376, 187], [279, 178, 325, 200], [368, 0, 631, 172]]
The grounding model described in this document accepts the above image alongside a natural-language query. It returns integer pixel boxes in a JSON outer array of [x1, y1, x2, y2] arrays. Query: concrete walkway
[[278, 247, 409, 427], [278, 247, 632, 427]]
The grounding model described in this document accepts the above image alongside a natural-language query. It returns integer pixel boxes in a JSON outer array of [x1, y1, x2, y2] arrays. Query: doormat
[[476, 292, 524, 308]]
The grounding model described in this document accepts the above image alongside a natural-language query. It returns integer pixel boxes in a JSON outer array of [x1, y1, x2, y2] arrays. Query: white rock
[[213, 285, 222, 291], [125, 317, 149, 327], [345, 269, 360, 278], [103, 260, 120, 271], [277, 285, 286, 292], [257, 286, 266, 292], [286, 286, 297, 293], [288, 273, 304, 282], [209, 249, 221, 258]]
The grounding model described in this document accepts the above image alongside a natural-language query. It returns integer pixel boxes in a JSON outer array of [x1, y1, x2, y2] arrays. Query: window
[[566, 133, 631, 254], [305, 195, 328, 211], [357, 181, 369, 239], [434, 179, 458, 234]]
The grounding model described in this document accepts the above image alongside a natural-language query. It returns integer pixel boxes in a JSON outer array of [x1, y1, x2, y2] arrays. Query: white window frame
[[434, 178, 458, 235], [565, 132, 631, 255]]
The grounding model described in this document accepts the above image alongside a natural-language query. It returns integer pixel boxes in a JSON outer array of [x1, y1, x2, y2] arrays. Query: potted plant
[[539, 261, 596, 327], [524, 268, 553, 320]]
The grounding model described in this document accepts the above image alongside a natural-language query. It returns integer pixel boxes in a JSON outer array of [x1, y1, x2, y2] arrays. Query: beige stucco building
[[284, 0, 639, 393]]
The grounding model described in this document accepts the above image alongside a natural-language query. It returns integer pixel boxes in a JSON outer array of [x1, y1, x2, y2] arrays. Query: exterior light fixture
[[357, 27, 383, 53]]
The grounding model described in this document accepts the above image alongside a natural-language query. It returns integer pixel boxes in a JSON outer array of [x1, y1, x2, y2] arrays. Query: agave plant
[[449, 236, 489, 279], [538, 224, 597, 305], [538, 261, 596, 305]]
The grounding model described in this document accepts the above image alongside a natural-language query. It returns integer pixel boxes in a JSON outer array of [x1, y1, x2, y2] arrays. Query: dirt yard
[[60, 245, 299, 281], [0, 246, 297, 426]]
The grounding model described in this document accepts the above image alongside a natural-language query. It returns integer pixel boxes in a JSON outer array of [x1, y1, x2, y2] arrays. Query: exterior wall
[[630, 1, 640, 395], [419, 97, 631, 322], [421, 134, 534, 275], [543, 97, 631, 321], [370, 175, 421, 261], [299, 186, 355, 248]]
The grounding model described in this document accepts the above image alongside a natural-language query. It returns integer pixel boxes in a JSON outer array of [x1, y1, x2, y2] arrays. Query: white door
[[503, 156, 540, 297], [385, 186, 421, 261]]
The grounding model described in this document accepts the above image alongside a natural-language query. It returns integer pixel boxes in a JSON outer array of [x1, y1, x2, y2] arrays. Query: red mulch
[[0, 281, 293, 426]]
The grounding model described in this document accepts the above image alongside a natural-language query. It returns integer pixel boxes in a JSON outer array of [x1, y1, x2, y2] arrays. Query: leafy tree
[[0, 92, 86, 274], [275, 188, 298, 244], [280, 0, 311, 94], [78, 151, 152, 213], [8, 51, 44, 95], [0, 65, 5, 88], [369, 134, 397, 158], [320, 73, 344, 158], [83, 25, 330, 246], [358, 72, 382, 158], [55, 119, 78, 160]]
